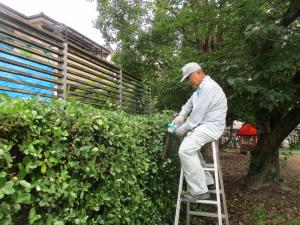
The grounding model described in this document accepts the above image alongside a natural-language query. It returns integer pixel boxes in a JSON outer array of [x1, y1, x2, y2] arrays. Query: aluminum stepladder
[[174, 140, 229, 225]]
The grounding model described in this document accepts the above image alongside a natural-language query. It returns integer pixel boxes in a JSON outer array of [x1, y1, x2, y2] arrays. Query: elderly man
[[172, 62, 227, 201]]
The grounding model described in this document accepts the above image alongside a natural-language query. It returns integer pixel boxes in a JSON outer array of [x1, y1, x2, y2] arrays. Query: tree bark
[[245, 103, 300, 189], [246, 125, 282, 190]]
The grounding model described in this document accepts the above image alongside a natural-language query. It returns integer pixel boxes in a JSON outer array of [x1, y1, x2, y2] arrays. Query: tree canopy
[[95, 0, 300, 188]]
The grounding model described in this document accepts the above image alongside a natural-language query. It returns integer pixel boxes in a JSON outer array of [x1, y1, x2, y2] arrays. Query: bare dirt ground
[[192, 150, 300, 225], [221, 151, 300, 225]]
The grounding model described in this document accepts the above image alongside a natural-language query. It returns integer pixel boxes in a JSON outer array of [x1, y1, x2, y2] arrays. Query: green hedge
[[0, 95, 180, 225]]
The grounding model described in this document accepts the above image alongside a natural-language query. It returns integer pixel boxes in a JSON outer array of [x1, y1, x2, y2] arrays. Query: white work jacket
[[178, 75, 228, 139]]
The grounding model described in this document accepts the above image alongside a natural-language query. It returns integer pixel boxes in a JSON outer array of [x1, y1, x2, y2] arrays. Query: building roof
[[236, 123, 257, 136], [0, 3, 111, 57]]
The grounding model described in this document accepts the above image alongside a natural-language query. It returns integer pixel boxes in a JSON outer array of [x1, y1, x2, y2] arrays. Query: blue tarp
[[0, 43, 55, 98]]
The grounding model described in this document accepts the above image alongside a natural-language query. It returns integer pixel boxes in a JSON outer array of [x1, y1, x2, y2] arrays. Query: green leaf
[[0, 172, 6, 177], [13, 204, 21, 212], [20, 180, 31, 189], [54, 221, 65, 225], [1, 181, 15, 195], [16, 192, 31, 204], [27, 162, 38, 169], [41, 163, 47, 174], [29, 207, 41, 224], [0, 190, 4, 199]]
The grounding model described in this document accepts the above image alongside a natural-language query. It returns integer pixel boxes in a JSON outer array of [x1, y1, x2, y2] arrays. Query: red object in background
[[236, 123, 258, 152], [236, 123, 257, 136]]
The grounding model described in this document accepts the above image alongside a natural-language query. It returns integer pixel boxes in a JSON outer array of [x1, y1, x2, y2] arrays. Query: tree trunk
[[245, 131, 282, 190], [245, 106, 300, 190]]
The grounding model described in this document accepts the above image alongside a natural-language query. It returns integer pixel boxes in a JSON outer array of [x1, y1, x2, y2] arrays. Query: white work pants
[[179, 129, 215, 195]]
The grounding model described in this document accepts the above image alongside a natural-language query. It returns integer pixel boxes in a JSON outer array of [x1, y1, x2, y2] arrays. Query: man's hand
[[167, 124, 177, 134], [172, 115, 185, 126], [175, 126, 188, 137]]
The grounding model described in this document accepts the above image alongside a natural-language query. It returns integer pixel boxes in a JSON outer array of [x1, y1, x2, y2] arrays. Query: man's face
[[186, 71, 201, 89]]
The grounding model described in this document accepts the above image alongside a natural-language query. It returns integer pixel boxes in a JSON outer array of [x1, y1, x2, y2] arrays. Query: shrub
[[0, 95, 180, 225]]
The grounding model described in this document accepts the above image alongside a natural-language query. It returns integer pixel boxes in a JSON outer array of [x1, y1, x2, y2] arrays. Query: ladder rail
[[186, 189, 191, 225], [217, 149, 230, 225], [186, 183, 191, 225], [174, 168, 184, 225], [174, 140, 229, 225], [212, 141, 223, 225]]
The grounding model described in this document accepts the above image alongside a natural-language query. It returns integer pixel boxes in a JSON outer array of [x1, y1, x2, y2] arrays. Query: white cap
[[180, 62, 202, 82]]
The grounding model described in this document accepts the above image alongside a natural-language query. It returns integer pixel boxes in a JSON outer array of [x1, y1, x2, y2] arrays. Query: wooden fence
[[0, 4, 146, 113]]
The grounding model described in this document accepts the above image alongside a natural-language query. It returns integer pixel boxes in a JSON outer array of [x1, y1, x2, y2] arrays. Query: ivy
[[0, 95, 180, 224]]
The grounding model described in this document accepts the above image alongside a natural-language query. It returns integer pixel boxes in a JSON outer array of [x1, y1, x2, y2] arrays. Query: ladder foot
[[174, 140, 229, 225]]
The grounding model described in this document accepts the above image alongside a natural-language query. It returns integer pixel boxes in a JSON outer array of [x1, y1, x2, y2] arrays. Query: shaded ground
[[192, 150, 300, 225]]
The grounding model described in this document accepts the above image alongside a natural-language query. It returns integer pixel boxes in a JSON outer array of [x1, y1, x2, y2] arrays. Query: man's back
[[179, 75, 227, 139]]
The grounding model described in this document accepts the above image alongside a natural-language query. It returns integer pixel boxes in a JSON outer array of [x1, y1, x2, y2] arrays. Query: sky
[[0, 0, 106, 46]]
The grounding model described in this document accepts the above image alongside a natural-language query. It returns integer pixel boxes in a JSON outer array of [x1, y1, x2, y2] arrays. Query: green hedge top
[[0, 95, 180, 225]]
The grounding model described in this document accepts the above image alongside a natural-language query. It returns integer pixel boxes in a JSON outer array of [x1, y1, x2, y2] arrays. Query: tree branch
[[279, 0, 300, 27], [277, 101, 300, 139], [256, 1, 300, 64]]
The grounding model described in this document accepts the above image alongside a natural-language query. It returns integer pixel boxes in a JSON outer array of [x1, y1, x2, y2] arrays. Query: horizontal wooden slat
[[122, 98, 141, 106], [69, 48, 140, 86], [67, 76, 118, 95], [123, 71, 142, 83], [0, 76, 63, 92], [67, 62, 119, 85], [122, 90, 141, 100], [0, 25, 63, 56], [0, 38, 63, 63], [0, 11, 63, 48], [122, 98, 140, 106], [68, 43, 120, 72], [67, 69, 118, 91], [122, 95, 141, 104], [0, 66, 62, 85], [122, 76, 142, 86], [0, 85, 59, 98], [67, 35, 106, 57], [0, 56, 63, 78], [123, 78, 142, 89], [0, 47, 62, 70], [67, 82, 118, 100], [122, 86, 143, 96], [68, 91, 109, 104], [122, 80, 143, 93], [68, 54, 119, 79]]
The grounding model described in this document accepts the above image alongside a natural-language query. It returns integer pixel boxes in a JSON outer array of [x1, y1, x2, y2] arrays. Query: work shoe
[[182, 192, 210, 201], [208, 184, 216, 190]]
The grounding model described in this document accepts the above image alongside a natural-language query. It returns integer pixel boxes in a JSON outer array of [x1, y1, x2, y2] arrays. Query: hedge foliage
[[0, 95, 180, 225]]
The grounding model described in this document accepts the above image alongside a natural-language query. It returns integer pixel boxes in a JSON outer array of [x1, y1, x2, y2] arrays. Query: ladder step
[[189, 211, 226, 218], [208, 189, 223, 194], [181, 198, 218, 205], [203, 163, 214, 168], [203, 167, 215, 171]]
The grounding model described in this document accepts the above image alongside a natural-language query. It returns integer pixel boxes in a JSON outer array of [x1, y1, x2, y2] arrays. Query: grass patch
[[250, 207, 300, 225], [290, 150, 300, 157], [250, 208, 268, 225], [279, 148, 300, 158], [289, 217, 300, 225]]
